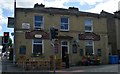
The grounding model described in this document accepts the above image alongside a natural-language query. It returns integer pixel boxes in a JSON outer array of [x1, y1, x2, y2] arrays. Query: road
[[69, 64, 119, 72]]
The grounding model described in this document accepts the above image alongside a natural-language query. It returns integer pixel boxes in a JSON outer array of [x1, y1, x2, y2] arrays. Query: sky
[[0, 0, 120, 42]]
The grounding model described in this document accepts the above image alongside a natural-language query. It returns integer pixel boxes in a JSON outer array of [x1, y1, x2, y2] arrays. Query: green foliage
[[8, 38, 12, 47]]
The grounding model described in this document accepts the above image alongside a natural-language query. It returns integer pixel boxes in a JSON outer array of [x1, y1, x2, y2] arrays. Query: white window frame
[[61, 40, 69, 57], [85, 40, 94, 55], [34, 15, 44, 29], [84, 19, 93, 32], [32, 39, 44, 54], [60, 17, 69, 31]]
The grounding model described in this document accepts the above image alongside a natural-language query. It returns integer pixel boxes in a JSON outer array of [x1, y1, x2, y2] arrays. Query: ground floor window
[[72, 44, 77, 54], [79, 49, 83, 56], [32, 39, 43, 55], [97, 49, 101, 56], [19, 45, 26, 54], [85, 40, 94, 56]]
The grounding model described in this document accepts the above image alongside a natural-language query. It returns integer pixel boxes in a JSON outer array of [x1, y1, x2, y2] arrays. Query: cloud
[[0, 26, 2, 32], [0, 0, 14, 11], [78, 0, 106, 5], [0, 9, 3, 31], [16, 0, 68, 8], [0, 0, 14, 33], [85, 0, 120, 13]]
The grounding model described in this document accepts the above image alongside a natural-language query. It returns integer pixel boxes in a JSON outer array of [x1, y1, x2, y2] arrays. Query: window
[[32, 39, 43, 54], [34, 16, 43, 29], [19, 45, 26, 54], [84, 19, 93, 32], [97, 49, 101, 56], [79, 49, 83, 56], [72, 44, 77, 53], [60, 17, 69, 31], [61, 41, 69, 54], [85, 40, 94, 56]]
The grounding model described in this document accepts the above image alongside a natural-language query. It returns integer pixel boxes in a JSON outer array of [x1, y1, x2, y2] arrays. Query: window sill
[[31, 53, 45, 58], [60, 29, 69, 32], [34, 27, 44, 31], [85, 31, 93, 32]]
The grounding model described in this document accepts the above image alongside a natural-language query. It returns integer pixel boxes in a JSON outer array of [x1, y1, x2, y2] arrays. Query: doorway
[[61, 41, 69, 62]]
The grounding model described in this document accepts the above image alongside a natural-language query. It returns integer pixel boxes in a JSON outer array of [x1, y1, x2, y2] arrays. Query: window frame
[[32, 39, 44, 54], [85, 40, 94, 56], [34, 15, 44, 29], [60, 17, 69, 31], [19, 45, 26, 55], [72, 44, 77, 54], [61, 40, 69, 54], [84, 19, 93, 32]]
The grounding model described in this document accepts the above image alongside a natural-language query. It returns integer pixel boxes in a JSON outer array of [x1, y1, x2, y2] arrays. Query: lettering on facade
[[22, 23, 30, 29], [79, 32, 100, 41], [34, 34, 42, 38], [25, 31, 49, 39]]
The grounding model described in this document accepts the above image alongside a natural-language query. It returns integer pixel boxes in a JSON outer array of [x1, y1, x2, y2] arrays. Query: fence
[[17, 59, 50, 71]]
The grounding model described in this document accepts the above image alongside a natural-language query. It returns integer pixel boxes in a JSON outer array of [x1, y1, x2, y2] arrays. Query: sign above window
[[79, 32, 100, 41], [8, 17, 14, 28], [22, 23, 30, 29], [25, 30, 49, 39]]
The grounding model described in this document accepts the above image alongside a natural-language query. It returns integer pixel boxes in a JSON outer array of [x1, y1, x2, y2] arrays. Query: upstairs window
[[34, 16, 43, 29], [84, 19, 93, 32], [60, 17, 69, 31]]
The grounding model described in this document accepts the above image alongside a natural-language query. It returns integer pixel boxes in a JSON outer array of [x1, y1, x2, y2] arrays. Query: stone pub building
[[14, 3, 109, 67]]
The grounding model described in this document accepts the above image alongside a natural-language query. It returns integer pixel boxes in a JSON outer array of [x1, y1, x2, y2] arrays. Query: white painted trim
[[61, 40, 69, 58], [42, 40, 44, 54], [60, 17, 69, 31], [84, 18, 93, 32], [85, 40, 94, 55], [33, 15, 44, 29], [32, 39, 44, 54], [15, 31, 23, 33]]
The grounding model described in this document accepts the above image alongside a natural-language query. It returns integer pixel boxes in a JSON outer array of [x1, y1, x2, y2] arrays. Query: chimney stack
[[34, 3, 45, 8]]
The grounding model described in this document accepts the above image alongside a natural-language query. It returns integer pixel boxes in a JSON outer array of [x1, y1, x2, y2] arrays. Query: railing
[[17, 58, 63, 71], [17, 60, 50, 71]]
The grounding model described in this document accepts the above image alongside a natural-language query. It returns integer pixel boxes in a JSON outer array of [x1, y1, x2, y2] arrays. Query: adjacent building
[[14, 3, 109, 65], [101, 10, 120, 55], [114, 11, 120, 56]]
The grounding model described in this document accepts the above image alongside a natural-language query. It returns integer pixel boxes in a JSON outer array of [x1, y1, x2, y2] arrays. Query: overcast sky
[[0, 0, 120, 39]]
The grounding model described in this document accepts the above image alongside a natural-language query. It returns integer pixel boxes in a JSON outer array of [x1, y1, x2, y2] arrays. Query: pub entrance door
[[62, 47, 68, 62]]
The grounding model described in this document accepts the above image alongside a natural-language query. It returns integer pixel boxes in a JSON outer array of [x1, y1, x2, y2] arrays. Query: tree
[[8, 38, 12, 47]]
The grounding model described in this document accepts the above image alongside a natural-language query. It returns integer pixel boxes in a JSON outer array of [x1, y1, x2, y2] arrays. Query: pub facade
[[14, 3, 109, 66]]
